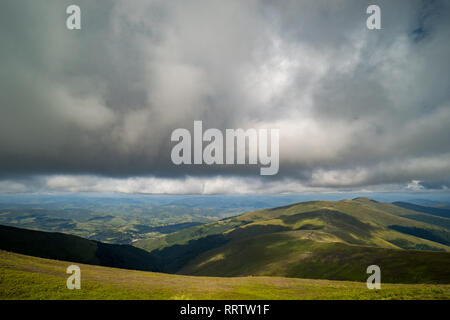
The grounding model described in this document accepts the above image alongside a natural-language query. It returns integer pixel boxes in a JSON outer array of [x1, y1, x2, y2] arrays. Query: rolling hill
[[0, 225, 159, 272], [1, 198, 450, 286], [1, 250, 449, 300], [392, 202, 450, 218], [135, 198, 450, 283]]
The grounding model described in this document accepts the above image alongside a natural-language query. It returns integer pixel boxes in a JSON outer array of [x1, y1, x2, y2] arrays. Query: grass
[[0, 225, 160, 272], [135, 198, 450, 253], [179, 232, 450, 283], [0, 250, 449, 300], [130, 199, 450, 284], [2, 198, 450, 298]]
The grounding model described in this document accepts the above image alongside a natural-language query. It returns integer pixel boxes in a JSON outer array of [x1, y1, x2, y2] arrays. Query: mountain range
[[1, 197, 450, 285]]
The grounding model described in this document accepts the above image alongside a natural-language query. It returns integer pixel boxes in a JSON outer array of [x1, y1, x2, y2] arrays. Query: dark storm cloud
[[419, 179, 450, 190], [0, 0, 450, 193]]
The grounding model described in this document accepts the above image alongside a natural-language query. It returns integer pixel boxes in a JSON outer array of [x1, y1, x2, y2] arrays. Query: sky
[[0, 0, 449, 194]]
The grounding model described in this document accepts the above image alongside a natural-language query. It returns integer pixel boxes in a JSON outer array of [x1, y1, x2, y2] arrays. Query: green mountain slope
[[0, 225, 159, 272], [393, 202, 450, 218], [136, 198, 450, 253], [1, 250, 449, 300], [180, 231, 450, 283], [355, 199, 450, 230], [2, 198, 450, 285], [135, 198, 450, 283]]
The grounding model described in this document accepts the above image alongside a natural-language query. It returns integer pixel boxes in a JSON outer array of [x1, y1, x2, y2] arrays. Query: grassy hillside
[[135, 198, 450, 252], [393, 202, 450, 218], [180, 232, 450, 283], [2, 198, 450, 286], [135, 198, 450, 282], [362, 200, 450, 230], [1, 250, 449, 300], [0, 225, 159, 272]]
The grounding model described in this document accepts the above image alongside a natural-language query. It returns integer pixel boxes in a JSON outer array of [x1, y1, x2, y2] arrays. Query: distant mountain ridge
[[136, 197, 450, 283], [2, 198, 450, 284], [393, 201, 450, 218]]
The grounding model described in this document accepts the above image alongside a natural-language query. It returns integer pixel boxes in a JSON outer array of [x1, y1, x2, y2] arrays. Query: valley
[[1, 196, 450, 299]]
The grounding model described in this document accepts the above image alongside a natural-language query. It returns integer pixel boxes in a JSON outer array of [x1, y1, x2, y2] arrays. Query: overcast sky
[[0, 0, 449, 194]]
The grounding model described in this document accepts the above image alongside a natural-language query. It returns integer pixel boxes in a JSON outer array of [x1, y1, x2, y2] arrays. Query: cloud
[[0, 174, 444, 195], [0, 0, 449, 193], [406, 180, 425, 191]]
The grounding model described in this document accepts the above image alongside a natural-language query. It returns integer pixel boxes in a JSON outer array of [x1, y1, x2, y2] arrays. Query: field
[[1, 250, 449, 300]]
